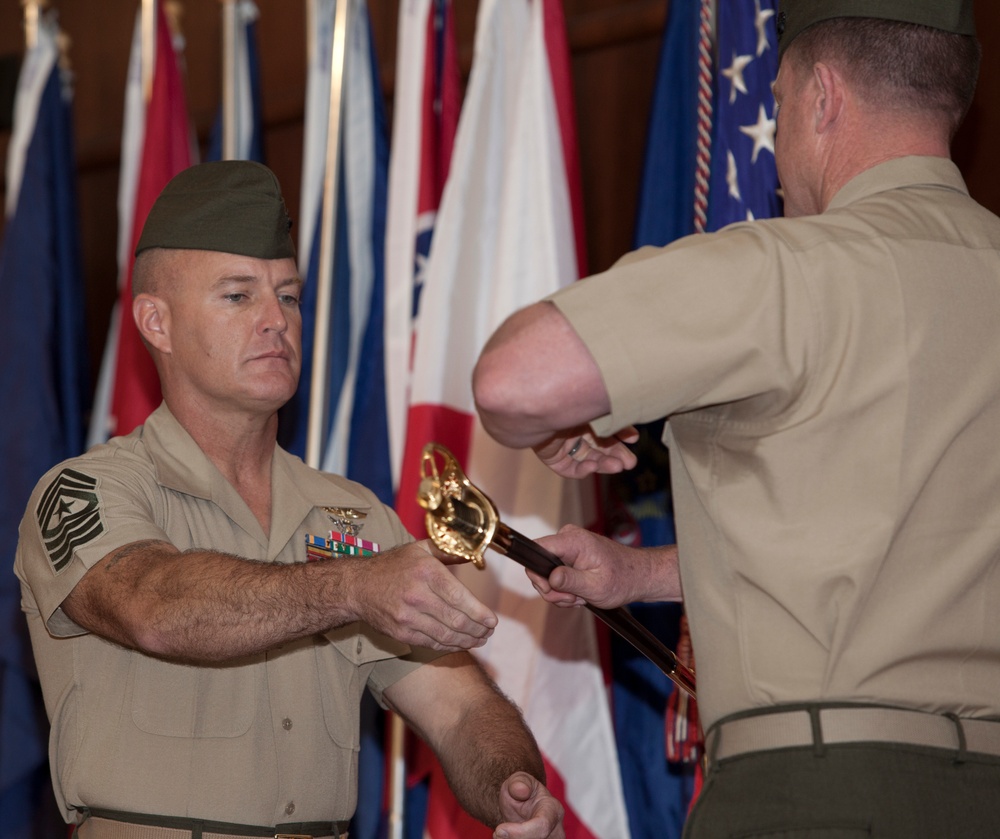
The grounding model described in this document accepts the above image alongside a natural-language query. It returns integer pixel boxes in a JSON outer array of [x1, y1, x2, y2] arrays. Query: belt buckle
[[274, 834, 311, 839]]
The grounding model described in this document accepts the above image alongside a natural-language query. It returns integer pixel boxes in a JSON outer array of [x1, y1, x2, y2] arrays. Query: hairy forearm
[[643, 543, 682, 602], [66, 540, 362, 661], [390, 656, 547, 829], [434, 681, 546, 827], [65, 538, 497, 661]]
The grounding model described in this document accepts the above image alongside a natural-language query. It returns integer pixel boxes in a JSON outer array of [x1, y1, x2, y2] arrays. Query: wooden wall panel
[[0, 1, 998, 377]]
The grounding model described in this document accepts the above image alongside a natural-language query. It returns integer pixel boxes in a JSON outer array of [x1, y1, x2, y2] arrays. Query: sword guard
[[417, 443, 499, 569]]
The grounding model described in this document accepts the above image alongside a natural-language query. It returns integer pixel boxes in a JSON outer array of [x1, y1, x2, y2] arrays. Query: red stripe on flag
[[400, 1, 629, 834], [110, 1, 193, 437], [394, 402, 474, 538], [541, 0, 587, 278], [417, 2, 460, 217], [422, 754, 599, 839]]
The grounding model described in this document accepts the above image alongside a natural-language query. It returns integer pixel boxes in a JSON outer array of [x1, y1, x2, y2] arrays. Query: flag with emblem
[[707, 0, 782, 229], [88, 0, 195, 445], [395, 1, 629, 837], [0, 10, 88, 833], [384, 0, 460, 492]]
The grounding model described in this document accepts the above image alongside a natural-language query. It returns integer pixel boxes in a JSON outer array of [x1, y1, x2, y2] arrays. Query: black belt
[[82, 809, 349, 839], [705, 703, 1000, 766]]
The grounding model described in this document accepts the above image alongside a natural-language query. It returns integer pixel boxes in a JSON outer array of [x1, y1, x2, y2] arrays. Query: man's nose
[[259, 295, 288, 333]]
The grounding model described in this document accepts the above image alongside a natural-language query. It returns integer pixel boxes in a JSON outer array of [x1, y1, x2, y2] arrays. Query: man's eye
[[280, 294, 301, 307]]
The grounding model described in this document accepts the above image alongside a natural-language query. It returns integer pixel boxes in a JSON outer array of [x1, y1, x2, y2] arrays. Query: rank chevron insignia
[[36, 468, 105, 573]]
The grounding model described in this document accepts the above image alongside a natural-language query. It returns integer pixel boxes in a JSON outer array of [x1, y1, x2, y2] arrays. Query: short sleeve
[[547, 223, 811, 436], [14, 449, 169, 637]]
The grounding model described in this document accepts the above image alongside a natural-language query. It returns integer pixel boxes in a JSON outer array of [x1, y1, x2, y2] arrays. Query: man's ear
[[812, 62, 844, 134], [133, 294, 171, 353]]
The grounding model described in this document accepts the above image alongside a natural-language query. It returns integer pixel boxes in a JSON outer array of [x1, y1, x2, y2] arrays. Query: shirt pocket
[[129, 653, 256, 738], [318, 623, 407, 749]]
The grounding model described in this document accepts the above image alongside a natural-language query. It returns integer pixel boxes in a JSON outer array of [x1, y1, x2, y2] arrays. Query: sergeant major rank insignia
[[36, 468, 105, 574]]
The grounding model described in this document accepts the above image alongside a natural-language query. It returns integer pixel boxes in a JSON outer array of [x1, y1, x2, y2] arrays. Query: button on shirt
[[15, 404, 439, 826]]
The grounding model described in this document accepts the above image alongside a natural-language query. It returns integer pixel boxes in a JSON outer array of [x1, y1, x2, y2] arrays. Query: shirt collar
[[827, 156, 969, 212], [140, 403, 372, 554]]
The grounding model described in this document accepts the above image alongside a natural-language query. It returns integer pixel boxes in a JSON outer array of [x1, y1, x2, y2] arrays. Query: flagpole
[[142, 0, 155, 102], [305, 0, 350, 469], [388, 713, 406, 839], [21, 0, 46, 50], [221, 0, 237, 159]]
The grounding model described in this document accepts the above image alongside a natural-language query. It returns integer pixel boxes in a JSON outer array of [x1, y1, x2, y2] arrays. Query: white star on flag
[[755, 0, 776, 56], [722, 52, 754, 104], [739, 102, 776, 163], [707, 0, 782, 229], [726, 151, 742, 201]]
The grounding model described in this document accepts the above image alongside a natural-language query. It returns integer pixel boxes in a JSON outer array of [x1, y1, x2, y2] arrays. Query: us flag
[[708, 0, 782, 230]]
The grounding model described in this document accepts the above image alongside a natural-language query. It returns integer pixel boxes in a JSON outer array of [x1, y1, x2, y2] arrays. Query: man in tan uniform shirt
[[473, 1, 1000, 836], [15, 161, 564, 839]]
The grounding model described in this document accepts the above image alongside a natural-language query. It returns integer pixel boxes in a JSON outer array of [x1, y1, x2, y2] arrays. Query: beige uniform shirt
[[15, 404, 434, 826], [550, 157, 1000, 731]]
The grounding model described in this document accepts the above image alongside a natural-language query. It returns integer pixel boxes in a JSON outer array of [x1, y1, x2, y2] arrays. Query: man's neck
[[167, 398, 279, 535], [818, 117, 952, 213]]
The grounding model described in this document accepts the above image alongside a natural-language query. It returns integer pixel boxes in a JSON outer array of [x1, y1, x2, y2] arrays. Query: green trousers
[[683, 743, 1000, 838]]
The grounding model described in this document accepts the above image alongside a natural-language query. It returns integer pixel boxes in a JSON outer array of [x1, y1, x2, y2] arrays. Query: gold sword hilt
[[417, 442, 498, 568]]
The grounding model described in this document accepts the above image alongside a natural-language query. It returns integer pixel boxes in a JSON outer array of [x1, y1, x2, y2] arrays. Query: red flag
[[397, 0, 629, 836], [108, 1, 193, 438]]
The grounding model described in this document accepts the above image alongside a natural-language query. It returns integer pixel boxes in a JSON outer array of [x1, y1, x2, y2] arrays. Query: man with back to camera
[[472, 1, 1000, 836], [14, 160, 564, 839]]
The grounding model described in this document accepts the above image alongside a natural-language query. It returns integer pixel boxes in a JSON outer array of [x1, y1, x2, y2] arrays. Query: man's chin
[[243, 378, 299, 412]]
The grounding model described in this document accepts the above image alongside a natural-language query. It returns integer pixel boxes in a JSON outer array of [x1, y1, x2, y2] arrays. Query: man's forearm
[[436, 680, 546, 827], [63, 538, 495, 662], [65, 540, 364, 661], [389, 656, 547, 829]]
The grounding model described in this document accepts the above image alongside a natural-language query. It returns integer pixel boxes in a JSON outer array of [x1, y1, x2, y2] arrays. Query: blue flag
[[612, 4, 702, 837], [206, 0, 265, 163], [280, 0, 393, 508], [707, 0, 782, 229], [632, 0, 701, 249], [0, 14, 89, 836]]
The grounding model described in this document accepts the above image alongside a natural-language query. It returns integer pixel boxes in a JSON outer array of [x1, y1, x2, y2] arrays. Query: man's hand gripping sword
[[417, 442, 696, 698]]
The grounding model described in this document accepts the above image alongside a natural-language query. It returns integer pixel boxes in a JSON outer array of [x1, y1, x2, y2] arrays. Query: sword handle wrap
[[494, 523, 697, 698]]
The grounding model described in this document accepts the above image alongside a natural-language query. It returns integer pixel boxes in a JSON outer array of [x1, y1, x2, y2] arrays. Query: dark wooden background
[[1, 0, 998, 379]]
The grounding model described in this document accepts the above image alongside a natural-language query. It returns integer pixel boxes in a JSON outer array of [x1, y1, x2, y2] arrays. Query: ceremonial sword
[[416, 442, 696, 699]]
